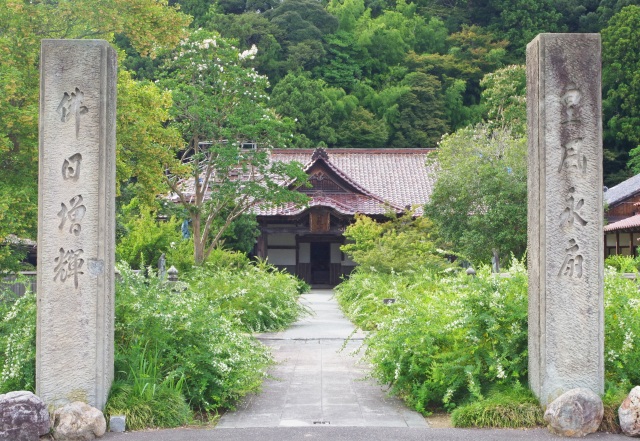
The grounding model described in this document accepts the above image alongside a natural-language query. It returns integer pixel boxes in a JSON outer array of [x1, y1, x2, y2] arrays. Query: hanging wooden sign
[[310, 210, 330, 233]]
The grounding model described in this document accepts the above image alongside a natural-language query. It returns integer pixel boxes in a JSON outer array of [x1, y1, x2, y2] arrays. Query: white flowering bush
[[339, 257, 640, 421], [111, 261, 305, 414], [185, 260, 309, 333], [338, 260, 528, 414], [0, 256, 307, 427], [604, 266, 640, 387], [0, 283, 35, 393]]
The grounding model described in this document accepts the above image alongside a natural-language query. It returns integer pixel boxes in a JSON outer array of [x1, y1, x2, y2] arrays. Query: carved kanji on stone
[[53, 247, 85, 288], [56, 87, 89, 138], [57, 195, 86, 235]]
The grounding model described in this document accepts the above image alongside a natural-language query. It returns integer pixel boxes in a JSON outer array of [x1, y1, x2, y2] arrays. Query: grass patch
[[105, 343, 193, 430], [451, 388, 544, 429], [106, 380, 193, 430], [600, 386, 627, 433], [451, 384, 628, 432]]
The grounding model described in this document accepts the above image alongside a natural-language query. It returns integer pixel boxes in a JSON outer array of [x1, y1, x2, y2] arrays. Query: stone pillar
[[527, 34, 604, 405], [37, 40, 116, 410]]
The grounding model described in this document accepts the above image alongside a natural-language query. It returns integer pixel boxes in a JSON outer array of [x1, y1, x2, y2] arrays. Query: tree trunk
[[192, 213, 205, 265]]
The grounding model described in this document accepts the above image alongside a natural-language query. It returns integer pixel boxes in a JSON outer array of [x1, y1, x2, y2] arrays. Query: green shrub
[[338, 260, 528, 413], [335, 270, 433, 331], [185, 260, 308, 333], [339, 258, 640, 426], [1, 257, 306, 419], [0, 282, 36, 393], [451, 387, 543, 428], [605, 255, 640, 273], [165, 241, 251, 274], [600, 384, 628, 433], [341, 213, 450, 275], [113, 264, 274, 412], [116, 199, 183, 270], [604, 268, 640, 386]]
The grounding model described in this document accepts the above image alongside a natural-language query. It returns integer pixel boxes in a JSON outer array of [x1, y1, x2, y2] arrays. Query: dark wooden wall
[[608, 194, 640, 220]]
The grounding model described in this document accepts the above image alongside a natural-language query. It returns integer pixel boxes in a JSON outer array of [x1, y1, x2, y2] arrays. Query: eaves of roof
[[605, 173, 640, 207], [604, 214, 640, 232]]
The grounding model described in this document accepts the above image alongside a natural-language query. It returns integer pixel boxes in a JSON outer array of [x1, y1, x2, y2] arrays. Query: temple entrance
[[310, 242, 331, 285]]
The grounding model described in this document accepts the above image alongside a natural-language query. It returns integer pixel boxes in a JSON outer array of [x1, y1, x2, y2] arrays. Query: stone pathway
[[216, 289, 428, 428]]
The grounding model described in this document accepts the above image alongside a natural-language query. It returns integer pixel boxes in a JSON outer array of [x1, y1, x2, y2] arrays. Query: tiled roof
[[268, 148, 436, 216], [257, 194, 397, 216], [170, 148, 437, 217], [604, 214, 640, 232], [605, 174, 640, 207]]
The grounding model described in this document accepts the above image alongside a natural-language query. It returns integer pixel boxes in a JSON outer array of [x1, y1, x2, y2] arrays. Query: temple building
[[254, 148, 436, 286], [604, 174, 640, 257]]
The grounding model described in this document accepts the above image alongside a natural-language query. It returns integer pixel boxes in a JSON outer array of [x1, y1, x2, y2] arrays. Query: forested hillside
[[139, 0, 640, 185], [2, 0, 640, 270]]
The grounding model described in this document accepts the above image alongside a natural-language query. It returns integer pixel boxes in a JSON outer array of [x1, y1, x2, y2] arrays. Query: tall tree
[[159, 30, 308, 264], [603, 6, 640, 183], [424, 66, 528, 264], [116, 68, 184, 205], [489, 0, 564, 57], [479, 64, 526, 135], [424, 125, 527, 264], [0, 0, 190, 271], [388, 72, 448, 148], [263, 0, 339, 54], [335, 106, 389, 148], [207, 11, 286, 82], [271, 73, 337, 147]]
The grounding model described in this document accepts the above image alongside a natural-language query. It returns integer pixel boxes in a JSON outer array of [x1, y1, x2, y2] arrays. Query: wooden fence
[[1, 267, 179, 297], [1, 272, 36, 297]]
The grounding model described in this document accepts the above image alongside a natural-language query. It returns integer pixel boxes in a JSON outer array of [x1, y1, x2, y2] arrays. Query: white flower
[[198, 38, 217, 49], [496, 362, 506, 379], [239, 44, 258, 60]]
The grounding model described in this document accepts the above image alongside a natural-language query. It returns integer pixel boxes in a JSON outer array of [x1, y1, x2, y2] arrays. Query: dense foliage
[[116, 199, 184, 270], [109, 261, 305, 417], [0, 280, 36, 393], [604, 5, 640, 183], [337, 262, 530, 414], [0, 255, 307, 429], [198, 0, 636, 183], [425, 64, 527, 265], [424, 124, 527, 265], [3, 0, 640, 268], [338, 226, 640, 427], [341, 212, 450, 274], [0, 0, 190, 271]]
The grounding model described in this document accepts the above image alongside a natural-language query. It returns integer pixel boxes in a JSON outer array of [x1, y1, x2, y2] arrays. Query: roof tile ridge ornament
[[311, 147, 330, 162]]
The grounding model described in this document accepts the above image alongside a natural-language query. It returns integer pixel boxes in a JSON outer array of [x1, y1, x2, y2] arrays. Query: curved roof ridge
[[305, 148, 405, 212]]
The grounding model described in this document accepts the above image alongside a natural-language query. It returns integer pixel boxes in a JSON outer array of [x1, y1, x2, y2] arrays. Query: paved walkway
[[102, 289, 629, 440], [216, 289, 427, 428]]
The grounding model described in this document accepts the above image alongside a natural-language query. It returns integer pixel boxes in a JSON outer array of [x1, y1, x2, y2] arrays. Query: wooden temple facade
[[254, 148, 436, 286], [604, 174, 640, 257]]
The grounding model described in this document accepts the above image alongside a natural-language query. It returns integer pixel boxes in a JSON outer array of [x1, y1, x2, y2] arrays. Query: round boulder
[[544, 388, 603, 437], [52, 402, 106, 441], [0, 391, 50, 441], [619, 385, 640, 436]]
